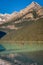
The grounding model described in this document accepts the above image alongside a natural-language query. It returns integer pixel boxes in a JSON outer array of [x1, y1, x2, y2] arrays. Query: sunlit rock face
[[37, 8, 43, 16], [0, 1, 42, 23], [0, 14, 11, 24]]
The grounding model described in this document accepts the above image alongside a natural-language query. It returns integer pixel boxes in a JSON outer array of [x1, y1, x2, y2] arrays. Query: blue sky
[[0, 0, 43, 14]]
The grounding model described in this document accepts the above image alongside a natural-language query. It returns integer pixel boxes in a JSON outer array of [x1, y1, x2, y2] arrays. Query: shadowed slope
[[0, 18, 43, 41]]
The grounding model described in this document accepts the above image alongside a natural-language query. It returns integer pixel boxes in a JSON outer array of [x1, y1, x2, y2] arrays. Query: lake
[[0, 31, 6, 39]]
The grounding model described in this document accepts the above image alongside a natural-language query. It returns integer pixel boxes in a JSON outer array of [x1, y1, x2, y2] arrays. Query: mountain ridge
[[0, 2, 43, 41], [0, 1, 43, 26]]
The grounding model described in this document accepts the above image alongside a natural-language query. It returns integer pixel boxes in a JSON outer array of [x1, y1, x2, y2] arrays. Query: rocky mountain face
[[0, 2, 43, 41], [0, 14, 11, 24], [6, 2, 42, 22], [0, 2, 43, 30], [0, 2, 43, 29]]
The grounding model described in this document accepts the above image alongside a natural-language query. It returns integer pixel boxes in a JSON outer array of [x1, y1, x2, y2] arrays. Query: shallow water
[[0, 53, 37, 65], [0, 51, 43, 65]]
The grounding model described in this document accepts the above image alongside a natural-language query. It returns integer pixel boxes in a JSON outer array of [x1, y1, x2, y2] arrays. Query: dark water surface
[[0, 31, 6, 39]]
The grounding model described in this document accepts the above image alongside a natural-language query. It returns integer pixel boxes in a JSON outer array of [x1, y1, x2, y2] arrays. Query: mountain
[[4, 1, 42, 23], [0, 14, 11, 24], [0, 2, 42, 25], [0, 2, 43, 29], [0, 2, 43, 41], [26, 1, 41, 10]]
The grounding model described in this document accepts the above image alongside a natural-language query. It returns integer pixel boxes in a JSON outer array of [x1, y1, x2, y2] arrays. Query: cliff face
[[37, 8, 43, 16]]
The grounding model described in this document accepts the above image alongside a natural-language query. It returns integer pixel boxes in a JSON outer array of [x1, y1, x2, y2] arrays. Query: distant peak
[[25, 1, 41, 11], [32, 1, 38, 4], [31, 1, 41, 7], [32, 1, 36, 4]]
